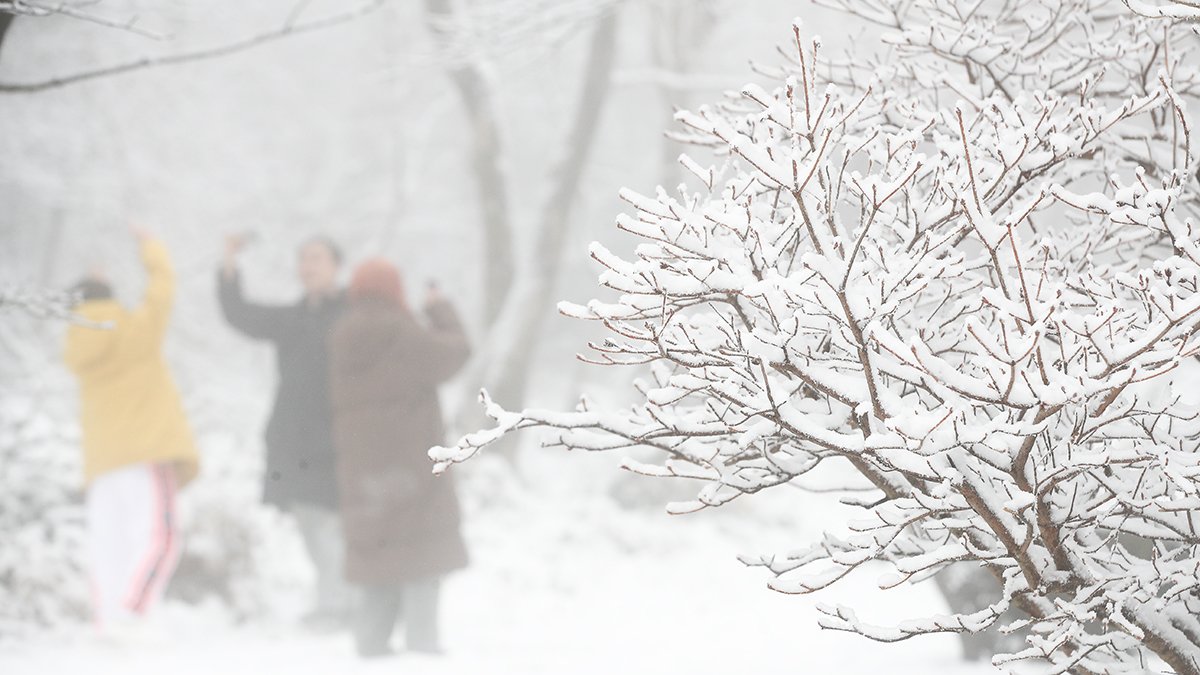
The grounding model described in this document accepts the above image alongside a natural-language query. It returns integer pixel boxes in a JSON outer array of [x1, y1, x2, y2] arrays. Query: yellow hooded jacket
[[64, 239, 199, 486]]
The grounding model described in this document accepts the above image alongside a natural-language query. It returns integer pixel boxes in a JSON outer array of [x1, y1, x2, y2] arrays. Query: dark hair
[[70, 278, 113, 305], [300, 235, 343, 266]]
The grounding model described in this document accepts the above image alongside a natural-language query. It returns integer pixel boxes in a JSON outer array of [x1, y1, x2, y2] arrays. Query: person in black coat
[[217, 233, 351, 627]]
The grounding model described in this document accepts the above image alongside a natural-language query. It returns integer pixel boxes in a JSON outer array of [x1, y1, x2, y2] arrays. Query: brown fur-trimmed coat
[[329, 298, 470, 584]]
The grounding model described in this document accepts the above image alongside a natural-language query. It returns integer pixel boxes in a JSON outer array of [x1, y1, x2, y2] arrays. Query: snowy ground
[[1, 454, 996, 675]]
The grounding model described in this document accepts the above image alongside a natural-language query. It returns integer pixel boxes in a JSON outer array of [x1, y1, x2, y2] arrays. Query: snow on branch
[[0, 284, 109, 327], [0, 284, 77, 321], [1124, 0, 1200, 21], [435, 1, 1200, 672]]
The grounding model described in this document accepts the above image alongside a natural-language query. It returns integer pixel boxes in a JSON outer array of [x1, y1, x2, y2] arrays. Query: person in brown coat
[[329, 258, 470, 658]]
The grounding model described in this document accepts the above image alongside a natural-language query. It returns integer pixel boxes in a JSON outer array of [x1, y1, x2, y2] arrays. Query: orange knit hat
[[349, 257, 408, 310]]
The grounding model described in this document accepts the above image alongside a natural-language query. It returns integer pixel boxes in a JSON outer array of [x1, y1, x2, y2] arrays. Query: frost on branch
[[434, 2, 1200, 672], [0, 285, 77, 322]]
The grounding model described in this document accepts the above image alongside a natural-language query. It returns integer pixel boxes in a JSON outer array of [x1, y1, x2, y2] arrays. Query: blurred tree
[[0, 12, 13, 53], [648, 0, 721, 188], [423, 0, 620, 441], [423, 0, 516, 332]]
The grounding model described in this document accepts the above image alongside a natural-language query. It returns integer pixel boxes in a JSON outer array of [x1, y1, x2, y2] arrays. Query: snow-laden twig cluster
[[434, 1, 1200, 672], [0, 284, 78, 322]]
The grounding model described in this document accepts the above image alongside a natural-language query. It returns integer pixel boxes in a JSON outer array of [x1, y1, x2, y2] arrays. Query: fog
[[0, 2, 979, 673]]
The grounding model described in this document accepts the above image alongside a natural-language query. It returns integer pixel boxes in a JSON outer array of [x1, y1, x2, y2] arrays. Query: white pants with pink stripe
[[86, 462, 180, 627]]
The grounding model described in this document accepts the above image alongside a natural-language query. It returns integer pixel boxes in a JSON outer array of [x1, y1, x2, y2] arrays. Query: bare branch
[[0, 0, 388, 93]]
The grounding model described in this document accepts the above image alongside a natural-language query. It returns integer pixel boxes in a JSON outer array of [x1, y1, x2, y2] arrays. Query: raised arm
[[216, 233, 290, 342], [217, 268, 291, 342], [114, 236, 176, 358], [415, 298, 470, 385]]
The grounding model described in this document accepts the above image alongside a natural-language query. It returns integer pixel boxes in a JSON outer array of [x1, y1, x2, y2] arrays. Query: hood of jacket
[[64, 300, 123, 375]]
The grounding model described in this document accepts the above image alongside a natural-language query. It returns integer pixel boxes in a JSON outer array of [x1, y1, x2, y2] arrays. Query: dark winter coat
[[217, 270, 346, 509], [329, 298, 470, 585]]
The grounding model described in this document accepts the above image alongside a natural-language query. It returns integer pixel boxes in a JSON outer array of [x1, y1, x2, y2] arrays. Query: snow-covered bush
[[434, 1, 1200, 671], [168, 431, 313, 621], [0, 331, 88, 638], [170, 485, 310, 621]]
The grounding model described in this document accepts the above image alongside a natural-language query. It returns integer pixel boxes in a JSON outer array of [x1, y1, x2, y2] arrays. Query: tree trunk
[[0, 13, 13, 61], [482, 7, 618, 412], [422, 0, 516, 330], [650, 0, 716, 190]]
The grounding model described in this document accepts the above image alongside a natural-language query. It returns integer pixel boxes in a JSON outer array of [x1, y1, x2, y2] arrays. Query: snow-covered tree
[[434, 1, 1200, 671]]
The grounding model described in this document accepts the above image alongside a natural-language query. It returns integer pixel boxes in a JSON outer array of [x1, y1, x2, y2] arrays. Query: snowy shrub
[[170, 477, 310, 622], [0, 339, 88, 638], [434, 1, 1200, 672]]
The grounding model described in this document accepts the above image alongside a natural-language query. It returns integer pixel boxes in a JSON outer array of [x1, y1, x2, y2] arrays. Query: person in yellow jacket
[[64, 228, 199, 634]]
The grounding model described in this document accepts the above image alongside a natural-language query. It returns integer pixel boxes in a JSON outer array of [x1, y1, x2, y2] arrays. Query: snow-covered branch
[[0, 284, 78, 322]]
